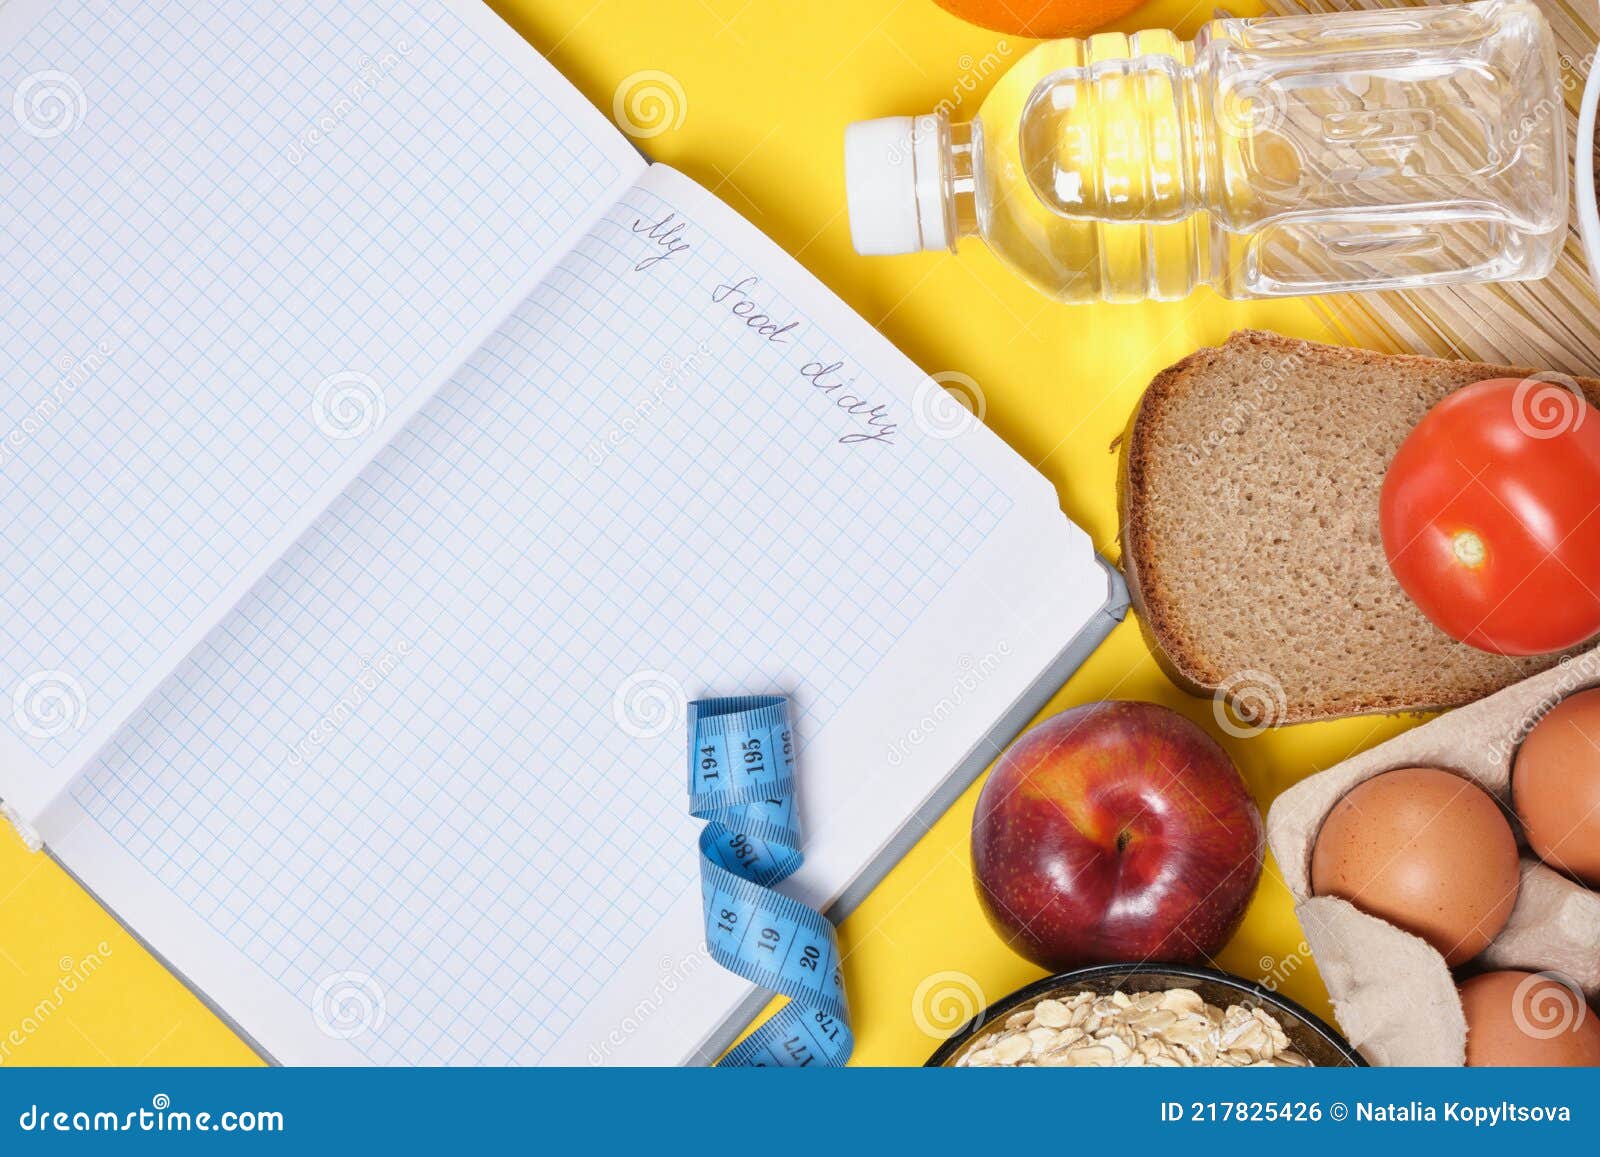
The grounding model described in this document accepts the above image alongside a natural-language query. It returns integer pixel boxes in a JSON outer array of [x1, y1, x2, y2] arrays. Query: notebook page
[[42, 166, 1109, 1065], [0, 0, 644, 823]]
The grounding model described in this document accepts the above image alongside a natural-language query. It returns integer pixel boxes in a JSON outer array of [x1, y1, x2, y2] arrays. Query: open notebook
[[0, 0, 1124, 1064]]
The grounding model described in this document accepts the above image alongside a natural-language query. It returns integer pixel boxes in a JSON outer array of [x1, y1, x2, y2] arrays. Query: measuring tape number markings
[[687, 695, 852, 1067]]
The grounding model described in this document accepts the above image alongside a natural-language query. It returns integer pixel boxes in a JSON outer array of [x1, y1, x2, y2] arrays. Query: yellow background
[[0, 0, 1430, 1066]]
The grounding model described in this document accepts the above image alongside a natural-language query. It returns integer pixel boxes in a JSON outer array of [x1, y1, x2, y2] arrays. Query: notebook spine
[[1, 801, 42, 852]]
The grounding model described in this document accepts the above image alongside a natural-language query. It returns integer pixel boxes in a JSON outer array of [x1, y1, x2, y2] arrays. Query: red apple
[[972, 700, 1263, 970]]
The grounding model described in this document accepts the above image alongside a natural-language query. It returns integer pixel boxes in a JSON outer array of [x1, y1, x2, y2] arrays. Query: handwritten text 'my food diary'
[[623, 211, 898, 447], [710, 274, 897, 446]]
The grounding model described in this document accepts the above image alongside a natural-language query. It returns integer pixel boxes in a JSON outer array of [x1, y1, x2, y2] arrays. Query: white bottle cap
[[844, 115, 951, 255]]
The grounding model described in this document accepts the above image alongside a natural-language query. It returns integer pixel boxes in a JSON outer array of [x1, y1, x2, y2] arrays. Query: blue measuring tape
[[688, 696, 852, 1067]]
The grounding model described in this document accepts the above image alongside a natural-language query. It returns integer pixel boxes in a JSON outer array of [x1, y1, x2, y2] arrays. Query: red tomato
[[1380, 377, 1600, 656]]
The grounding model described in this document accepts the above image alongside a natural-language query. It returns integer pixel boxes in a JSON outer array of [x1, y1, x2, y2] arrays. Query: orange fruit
[[931, 0, 1152, 38]]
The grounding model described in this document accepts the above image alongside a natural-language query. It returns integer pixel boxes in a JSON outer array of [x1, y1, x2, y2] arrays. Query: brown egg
[[1513, 688, 1600, 887], [1311, 767, 1520, 965], [1461, 971, 1600, 1066]]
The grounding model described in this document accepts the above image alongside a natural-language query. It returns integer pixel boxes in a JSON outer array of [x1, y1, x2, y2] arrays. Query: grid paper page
[[0, 0, 628, 776], [68, 179, 1012, 1065]]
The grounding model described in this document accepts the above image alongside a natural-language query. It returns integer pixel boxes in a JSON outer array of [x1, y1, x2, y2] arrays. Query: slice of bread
[[1120, 330, 1600, 723]]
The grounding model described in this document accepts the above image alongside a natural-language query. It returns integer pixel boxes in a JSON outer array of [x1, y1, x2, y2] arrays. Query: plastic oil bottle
[[844, 0, 1566, 303]]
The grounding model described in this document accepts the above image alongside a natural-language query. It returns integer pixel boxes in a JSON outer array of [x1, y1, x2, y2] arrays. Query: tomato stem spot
[[1452, 530, 1487, 569]]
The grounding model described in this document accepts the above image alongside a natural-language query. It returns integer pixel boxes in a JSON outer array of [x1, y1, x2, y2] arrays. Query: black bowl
[[926, 962, 1364, 1067]]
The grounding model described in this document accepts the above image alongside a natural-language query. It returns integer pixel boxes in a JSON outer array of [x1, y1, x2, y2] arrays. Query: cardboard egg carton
[[1266, 647, 1600, 1066]]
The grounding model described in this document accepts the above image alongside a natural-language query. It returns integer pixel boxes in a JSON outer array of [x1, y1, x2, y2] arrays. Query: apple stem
[[1116, 829, 1132, 853]]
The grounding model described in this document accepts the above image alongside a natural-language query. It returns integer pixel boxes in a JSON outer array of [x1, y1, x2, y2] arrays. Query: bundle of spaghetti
[[1258, 0, 1600, 375]]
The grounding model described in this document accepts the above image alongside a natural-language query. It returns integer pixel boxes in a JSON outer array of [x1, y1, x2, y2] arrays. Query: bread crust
[[1119, 343, 1223, 701], [1120, 330, 1600, 723]]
